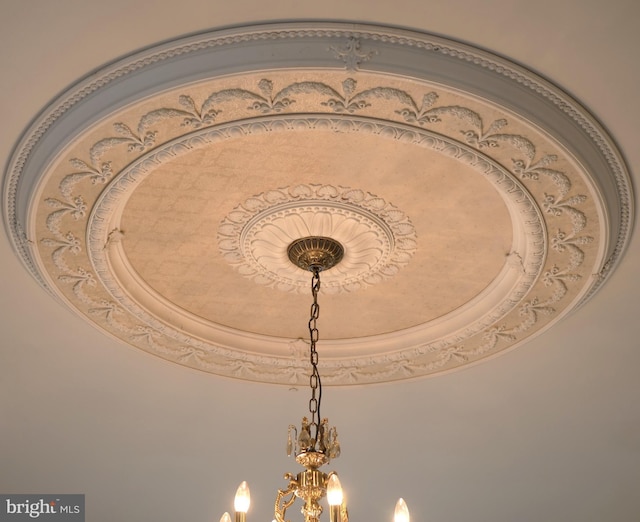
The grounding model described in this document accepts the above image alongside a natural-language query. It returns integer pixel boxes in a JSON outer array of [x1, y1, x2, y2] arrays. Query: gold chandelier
[[218, 237, 410, 522]]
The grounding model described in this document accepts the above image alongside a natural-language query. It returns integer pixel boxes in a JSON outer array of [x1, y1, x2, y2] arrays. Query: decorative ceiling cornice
[[2, 22, 633, 384]]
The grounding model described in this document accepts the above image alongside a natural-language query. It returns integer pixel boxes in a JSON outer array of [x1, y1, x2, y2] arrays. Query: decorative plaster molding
[[218, 182, 416, 293], [79, 113, 548, 383], [2, 22, 632, 384]]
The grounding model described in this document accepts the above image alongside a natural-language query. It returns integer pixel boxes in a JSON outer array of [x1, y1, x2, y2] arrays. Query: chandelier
[[218, 237, 410, 522]]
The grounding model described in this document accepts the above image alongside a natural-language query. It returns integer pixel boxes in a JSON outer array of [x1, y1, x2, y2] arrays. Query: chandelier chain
[[229, 236, 409, 522], [308, 266, 322, 442]]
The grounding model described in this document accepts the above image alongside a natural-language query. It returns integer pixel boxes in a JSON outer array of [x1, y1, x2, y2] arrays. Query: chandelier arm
[[275, 478, 298, 522], [340, 503, 349, 522]]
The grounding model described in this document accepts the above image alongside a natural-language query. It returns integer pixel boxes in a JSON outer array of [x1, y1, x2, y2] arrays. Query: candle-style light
[[327, 473, 343, 522], [234, 481, 250, 522], [394, 498, 410, 522]]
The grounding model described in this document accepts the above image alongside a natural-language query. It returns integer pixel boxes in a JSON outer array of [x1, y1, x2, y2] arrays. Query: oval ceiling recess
[[3, 22, 633, 385]]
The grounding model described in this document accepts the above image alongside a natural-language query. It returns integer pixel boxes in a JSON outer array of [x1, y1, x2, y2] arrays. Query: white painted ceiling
[[1, 1, 638, 521]]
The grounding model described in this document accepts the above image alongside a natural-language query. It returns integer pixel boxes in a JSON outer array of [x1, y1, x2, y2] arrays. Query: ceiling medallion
[[2, 22, 633, 384], [217, 183, 416, 293]]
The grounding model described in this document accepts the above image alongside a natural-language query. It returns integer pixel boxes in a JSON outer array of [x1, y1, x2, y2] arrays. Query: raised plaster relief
[[217, 183, 416, 293], [36, 75, 592, 383], [329, 38, 377, 71]]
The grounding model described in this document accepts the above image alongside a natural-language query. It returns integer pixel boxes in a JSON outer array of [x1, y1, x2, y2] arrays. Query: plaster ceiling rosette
[[3, 22, 633, 385]]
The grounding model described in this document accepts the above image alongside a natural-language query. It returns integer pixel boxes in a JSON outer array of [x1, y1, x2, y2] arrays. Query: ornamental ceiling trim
[[2, 22, 633, 385]]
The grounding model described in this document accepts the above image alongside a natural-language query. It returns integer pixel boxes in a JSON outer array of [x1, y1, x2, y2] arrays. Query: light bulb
[[394, 498, 410, 522], [234, 481, 251, 513], [326, 474, 343, 506], [220, 513, 232, 522]]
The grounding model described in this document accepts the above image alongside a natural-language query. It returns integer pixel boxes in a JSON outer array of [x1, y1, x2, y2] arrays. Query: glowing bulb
[[220, 513, 232, 522], [327, 474, 344, 506], [234, 481, 251, 513], [394, 498, 410, 522]]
